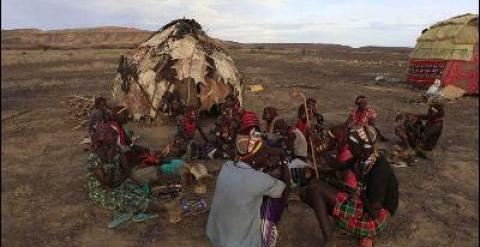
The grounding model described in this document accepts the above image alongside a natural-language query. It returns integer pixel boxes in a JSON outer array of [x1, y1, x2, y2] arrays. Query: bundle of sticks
[[61, 95, 94, 130]]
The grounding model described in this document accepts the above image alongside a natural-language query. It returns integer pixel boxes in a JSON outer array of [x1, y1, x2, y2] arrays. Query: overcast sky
[[2, 0, 478, 47]]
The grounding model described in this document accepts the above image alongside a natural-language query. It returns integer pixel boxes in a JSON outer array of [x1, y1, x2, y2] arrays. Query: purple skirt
[[260, 197, 286, 247]]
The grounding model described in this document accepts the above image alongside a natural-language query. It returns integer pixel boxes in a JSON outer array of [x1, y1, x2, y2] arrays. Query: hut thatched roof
[[410, 13, 479, 61]]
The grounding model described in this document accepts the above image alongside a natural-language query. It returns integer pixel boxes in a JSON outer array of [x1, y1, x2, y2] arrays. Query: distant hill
[[1, 27, 151, 49], [357, 46, 413, 53], [1, 26, 412, 53]]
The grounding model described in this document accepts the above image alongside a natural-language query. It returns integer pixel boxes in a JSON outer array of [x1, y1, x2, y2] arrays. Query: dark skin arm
[[286, 132, 296, 155], [320, 151, 354, 171], [114, 152, 130, 187], [94, 144, 119, 188], [93, 167, 111, 188], [416, 114, 429, 121], [346, 114, 354, 125], [368, 118, 376, 126], [364, 164, 390, 217], [197, 125, 210, 143]]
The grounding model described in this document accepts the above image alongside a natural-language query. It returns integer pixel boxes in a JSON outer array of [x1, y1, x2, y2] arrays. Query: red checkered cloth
[[332, 192, 390, 238]]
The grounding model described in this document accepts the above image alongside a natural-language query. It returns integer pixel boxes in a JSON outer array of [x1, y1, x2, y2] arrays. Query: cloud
[[1, 0, 478, 47]]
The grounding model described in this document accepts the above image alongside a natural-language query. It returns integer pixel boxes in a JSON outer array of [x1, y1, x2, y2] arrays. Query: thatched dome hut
[[112, 19, 243, 120], [407, 14, 478, 94]]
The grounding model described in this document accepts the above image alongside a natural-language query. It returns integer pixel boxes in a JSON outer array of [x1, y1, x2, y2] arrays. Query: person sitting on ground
[[202, 105, 239, 160], [215, 105, 238, 148], [262, 106, 283, 147], [295, 98, 321, 138], [394, 102, 444, 158], [274, 119, 314, 186], [176, 105, 209, 160], [87, 122, 153, 215], [274, 119, 308, 162], [106, 106, 150, 174], [395, 113, 422, 149], [391, 113, 424, 165], [224, 93, 248, 129], [347, 96, 388, 142], [417, 102, 444, 151], [309, 113, 329, 151], [207, 136, 288, 247], [159, 90, 186, 117], [301, 126, 398, 247], [394, 112, 425, 159], [88, 96, 111, 137]]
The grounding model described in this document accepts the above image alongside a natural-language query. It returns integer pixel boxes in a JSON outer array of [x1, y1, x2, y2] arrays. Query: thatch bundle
[[410, 13, 479, 61], [112, 19, 243, 120]]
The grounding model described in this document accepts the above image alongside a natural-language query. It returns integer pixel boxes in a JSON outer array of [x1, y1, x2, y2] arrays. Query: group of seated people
[[86, 92, 443, 246], [86, 96, 211, 227], [206, 94, 443, 247]]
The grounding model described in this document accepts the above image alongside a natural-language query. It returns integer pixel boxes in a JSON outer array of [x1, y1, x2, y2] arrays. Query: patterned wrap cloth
[[86, 153, 150, 213], [260, 197, 286, 247], [332, 192, 390, 238]]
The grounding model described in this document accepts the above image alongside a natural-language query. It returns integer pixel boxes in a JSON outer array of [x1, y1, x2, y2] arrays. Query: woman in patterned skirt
[[87, 122, 151, 213]]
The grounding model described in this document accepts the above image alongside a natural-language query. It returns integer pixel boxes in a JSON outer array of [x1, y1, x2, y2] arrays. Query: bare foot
[[358, 237, 374, 247]]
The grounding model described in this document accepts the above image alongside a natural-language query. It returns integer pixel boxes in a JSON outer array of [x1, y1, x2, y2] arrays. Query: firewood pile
[[62, 95, 94, 130]]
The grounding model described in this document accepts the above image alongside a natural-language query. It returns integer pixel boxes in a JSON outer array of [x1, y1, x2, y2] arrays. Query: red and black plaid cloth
[[332, 192, 390, 238]]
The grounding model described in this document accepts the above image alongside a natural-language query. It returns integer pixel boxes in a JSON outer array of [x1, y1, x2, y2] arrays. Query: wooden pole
[[294, 89, 320, 179], [1, 109, 32, 122]]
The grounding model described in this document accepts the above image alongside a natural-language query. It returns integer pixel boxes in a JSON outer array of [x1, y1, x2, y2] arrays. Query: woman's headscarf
[[238, 111, 260, 135]]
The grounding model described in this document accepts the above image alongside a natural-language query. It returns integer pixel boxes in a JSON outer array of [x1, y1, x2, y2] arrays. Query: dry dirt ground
[[2, 47, 478, 247]]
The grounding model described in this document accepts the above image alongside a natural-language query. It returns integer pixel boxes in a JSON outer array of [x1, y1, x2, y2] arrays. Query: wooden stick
[[73, 95, 92, 101], [72, 119, 88, 130], [293, 89, 320, 179], [1, 109, 32, 122], [134, 80, 157, 112]]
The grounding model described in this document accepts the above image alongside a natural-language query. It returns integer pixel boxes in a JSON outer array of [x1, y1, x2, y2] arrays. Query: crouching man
[[207, 136, 288, 247]]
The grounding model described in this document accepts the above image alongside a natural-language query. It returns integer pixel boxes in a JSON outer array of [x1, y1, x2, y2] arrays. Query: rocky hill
[[1, 27, 151, 49]]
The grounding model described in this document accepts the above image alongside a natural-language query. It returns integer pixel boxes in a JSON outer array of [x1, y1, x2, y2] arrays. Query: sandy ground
[[1, 48, 478, 247]]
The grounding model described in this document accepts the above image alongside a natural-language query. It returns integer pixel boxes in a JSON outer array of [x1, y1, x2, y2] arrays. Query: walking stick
[[293, 89, 320, 179]]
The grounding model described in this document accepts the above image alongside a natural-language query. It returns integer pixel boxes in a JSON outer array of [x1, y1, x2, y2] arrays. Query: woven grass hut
[[112, 19, 243, 120], [407, 13, 479, 94]]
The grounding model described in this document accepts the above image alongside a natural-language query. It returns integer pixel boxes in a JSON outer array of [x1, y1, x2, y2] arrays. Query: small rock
[[375, 74, 385, 82], [410, 223, 418, 232]]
